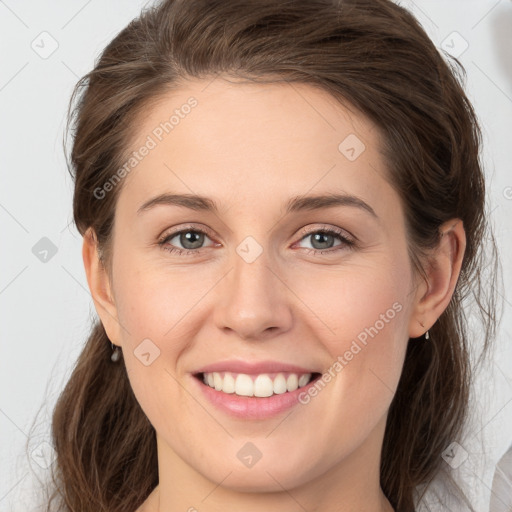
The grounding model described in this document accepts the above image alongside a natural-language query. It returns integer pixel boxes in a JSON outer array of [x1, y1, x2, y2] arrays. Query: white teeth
[[254, 375, 274, 397], [222, 372, 235, 394], [202, 372, 312, 397], [286, 374, 299, 392], [235, 374, 253, 396], [298, 374, 310, 387], [213, 372, 223, 391], [273, 373, 287, 394]]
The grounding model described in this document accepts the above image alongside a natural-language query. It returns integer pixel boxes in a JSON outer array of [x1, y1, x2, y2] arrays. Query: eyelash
[[157, 224, 356, 257]]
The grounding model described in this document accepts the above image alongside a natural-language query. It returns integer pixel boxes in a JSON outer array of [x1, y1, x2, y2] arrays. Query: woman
[[44, 0, 500, 510]]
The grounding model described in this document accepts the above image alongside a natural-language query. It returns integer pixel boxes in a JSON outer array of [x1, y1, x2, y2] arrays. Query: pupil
[[312, 232, 333, 250], [181, 231, 204, 249]]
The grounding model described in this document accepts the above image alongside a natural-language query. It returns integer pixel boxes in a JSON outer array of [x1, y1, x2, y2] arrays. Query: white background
[[1, 1, 511, 511]]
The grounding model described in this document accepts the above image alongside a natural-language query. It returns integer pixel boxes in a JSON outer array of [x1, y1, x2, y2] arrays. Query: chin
[[196, 455, 322, 494]]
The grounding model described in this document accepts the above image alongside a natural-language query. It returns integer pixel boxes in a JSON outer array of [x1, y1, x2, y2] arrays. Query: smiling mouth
[[195, 371, 322, 398]]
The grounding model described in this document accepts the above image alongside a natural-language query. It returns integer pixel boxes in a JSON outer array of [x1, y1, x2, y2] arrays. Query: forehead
[[117, 77, 398, 222]]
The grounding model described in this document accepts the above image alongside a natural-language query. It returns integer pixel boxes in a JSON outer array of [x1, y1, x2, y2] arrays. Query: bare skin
[[83, 77, 466, 512]]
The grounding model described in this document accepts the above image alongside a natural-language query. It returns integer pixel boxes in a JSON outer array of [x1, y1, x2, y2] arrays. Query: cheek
[[291, 254, 412, 421], [112, 252, 209, 351], [292, 257, 410, 354], [112, 262, 203, 439], [111, 255, 220, 421]]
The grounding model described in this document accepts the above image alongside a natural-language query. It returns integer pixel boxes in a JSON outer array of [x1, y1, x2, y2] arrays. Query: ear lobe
[[408, 219, 466, 338], [82, 227, 121, 346]]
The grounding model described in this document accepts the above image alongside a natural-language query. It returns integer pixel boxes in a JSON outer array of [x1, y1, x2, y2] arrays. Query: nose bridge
[[214, 236, 292, 340]]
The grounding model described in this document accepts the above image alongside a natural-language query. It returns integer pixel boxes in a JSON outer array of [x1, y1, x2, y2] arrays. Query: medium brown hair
[[34, 0, 500, 510]]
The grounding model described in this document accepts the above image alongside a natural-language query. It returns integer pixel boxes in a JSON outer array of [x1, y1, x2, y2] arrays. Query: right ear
[[82, 227, 121, 346]]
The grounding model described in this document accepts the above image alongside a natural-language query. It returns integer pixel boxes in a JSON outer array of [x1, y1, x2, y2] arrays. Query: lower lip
[[193, 375, 319, 420]]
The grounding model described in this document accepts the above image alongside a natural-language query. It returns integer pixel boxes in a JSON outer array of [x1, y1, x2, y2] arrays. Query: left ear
[[408, 218, 466, 338]]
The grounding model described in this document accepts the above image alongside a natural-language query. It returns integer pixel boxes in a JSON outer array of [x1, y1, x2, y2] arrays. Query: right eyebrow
[[137, 193, 220, 215]]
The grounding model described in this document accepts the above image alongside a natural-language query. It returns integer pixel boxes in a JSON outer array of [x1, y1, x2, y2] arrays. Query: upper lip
[[194, 360, 318, 375]]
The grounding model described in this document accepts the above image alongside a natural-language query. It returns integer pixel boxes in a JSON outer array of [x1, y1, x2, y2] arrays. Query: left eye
[[295, 228, 355, 252]]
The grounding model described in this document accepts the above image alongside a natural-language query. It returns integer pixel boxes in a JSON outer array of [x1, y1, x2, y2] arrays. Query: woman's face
[[94, 77, 424, 497]]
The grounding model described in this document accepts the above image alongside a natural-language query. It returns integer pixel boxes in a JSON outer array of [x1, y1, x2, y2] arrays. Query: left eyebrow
[[284, 193, 378, 219]]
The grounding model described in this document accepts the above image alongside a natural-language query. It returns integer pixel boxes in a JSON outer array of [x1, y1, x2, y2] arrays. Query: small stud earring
[[110, 342, 121, 363], [425, 330, 430, 340]]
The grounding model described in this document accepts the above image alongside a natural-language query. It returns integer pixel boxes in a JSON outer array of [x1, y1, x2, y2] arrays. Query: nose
[[213, 243, 293, 341]]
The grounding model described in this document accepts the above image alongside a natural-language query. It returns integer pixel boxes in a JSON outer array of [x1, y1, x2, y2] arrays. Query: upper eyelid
[[298, 224, 355, 241], [159, 224, 216, 243]]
